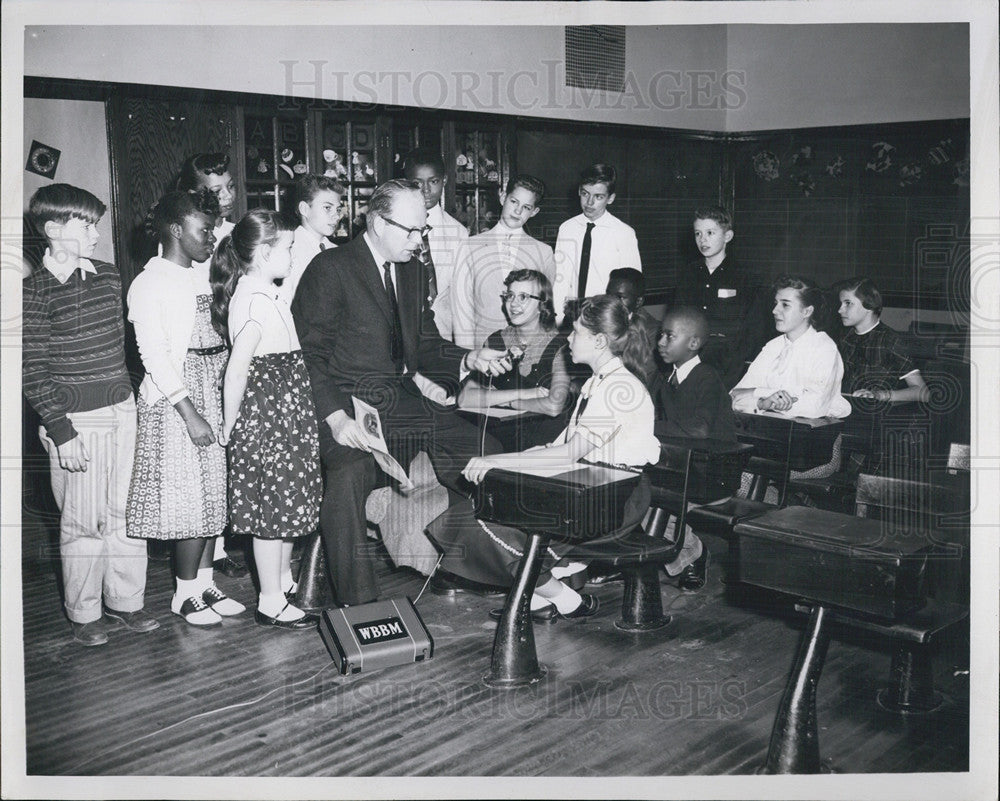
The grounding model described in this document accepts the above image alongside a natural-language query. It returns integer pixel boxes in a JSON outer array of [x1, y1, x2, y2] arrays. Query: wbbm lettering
[[352, 617, 408, 644]]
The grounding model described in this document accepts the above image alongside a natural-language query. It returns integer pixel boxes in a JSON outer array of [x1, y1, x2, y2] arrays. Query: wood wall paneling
[[730, 119, 970, 311], [106, 93, 238, 291]]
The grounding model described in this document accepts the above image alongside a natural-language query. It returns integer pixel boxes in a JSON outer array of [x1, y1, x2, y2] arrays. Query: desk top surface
[[734, 411, 845, 430]]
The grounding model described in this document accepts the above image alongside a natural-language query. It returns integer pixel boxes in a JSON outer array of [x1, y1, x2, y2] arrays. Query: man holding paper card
[[292, 179, 511, 605]]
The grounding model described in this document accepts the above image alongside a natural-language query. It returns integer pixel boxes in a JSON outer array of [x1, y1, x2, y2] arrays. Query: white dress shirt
[[424, 203, 469, 340], [553, 211, 641, 319], [451, 223, 556, 349], [42, 249, 97, 283], [670, 354, 702, 385], [280, 224, 335, 305], [554, 357, 659, 466], [731, 326, 852, 419]]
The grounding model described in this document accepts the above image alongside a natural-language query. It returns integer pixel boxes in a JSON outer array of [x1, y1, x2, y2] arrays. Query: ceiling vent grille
[[565, 26, 626, 93]]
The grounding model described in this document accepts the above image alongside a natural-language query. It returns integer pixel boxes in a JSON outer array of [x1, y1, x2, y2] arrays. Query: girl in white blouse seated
[[731, 274, 850, 486], [211, 210, 323, 630], [429, 295, 659, 621]]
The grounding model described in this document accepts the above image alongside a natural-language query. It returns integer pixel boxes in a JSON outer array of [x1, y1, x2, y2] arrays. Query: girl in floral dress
[[211, 209, 322, 629], [127, 189, 246, 626]]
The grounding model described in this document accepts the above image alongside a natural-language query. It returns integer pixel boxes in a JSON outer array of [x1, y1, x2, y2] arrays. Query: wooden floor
[[18, 493, 969, 778]]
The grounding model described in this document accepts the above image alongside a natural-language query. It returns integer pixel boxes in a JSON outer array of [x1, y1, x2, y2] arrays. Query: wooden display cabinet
[[241, 108, 311, 214], [446, 122, 511, 234]]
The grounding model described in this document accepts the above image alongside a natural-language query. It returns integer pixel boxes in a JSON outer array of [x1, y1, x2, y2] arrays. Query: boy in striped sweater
[[23, 184, 157, 645]]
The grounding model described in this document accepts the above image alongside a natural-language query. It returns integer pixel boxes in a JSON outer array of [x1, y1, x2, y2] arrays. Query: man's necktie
[[420, 232, 438, 307], [382, 261, 403, 366], [669, 369, 680, 389], [577, 222, 595, 299]]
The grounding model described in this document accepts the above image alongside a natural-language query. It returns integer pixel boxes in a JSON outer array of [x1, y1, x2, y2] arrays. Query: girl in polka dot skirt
[[211, 209, 322, 630]]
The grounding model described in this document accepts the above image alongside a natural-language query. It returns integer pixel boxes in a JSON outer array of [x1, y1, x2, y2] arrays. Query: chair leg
[[721, 535, 741, 585], [485, 532, 549, 688], [761, 604, 831, 774], [615, 563, 671, 632], [294, 530, 337, 611], [876, 641, 945, 715]]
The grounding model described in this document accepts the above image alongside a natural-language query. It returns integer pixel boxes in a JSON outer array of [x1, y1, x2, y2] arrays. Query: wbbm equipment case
[[320, 598, 433, 675]]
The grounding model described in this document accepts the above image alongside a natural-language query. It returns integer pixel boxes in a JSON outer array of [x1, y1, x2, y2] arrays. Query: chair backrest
[[854, 471, 970, 551]]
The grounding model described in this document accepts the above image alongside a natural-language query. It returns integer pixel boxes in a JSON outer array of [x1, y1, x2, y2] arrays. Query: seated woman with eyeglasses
[[457, 269, 573, 449]]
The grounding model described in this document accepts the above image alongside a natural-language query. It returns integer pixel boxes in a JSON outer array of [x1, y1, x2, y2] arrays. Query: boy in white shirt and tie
[[553, 163, 641, 322], [280, 174, 344, 305], [403, 148, 469, 340]]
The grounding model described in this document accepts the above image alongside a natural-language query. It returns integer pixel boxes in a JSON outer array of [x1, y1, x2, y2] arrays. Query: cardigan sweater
[[127, 257, 214, 405]]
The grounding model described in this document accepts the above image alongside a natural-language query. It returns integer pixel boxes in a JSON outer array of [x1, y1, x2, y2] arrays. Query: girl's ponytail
[[209, 208, 294, 342], [621, 313, 653, 387], [210, 235, 242, 342], [577, 294, 651, 385]]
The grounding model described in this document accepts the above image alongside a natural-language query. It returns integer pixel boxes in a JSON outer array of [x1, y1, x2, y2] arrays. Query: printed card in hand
[[351, 397, 414, 492]]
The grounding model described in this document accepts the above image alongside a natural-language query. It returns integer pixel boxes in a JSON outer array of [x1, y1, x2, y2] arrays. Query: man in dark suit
[[292, 179, 510, 605]]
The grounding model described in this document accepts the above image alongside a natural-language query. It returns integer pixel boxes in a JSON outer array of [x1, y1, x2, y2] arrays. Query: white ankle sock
[[175, 577, 200, 601], [281, 568, 296, 594], [544, 583, 582, 614], [530, 594, 552, 611], [196, 567, 214, 592], [259, 593, 304, 620], [550, 561, 587, 580]]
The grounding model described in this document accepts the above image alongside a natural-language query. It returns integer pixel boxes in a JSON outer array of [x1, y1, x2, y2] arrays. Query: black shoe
[[488, 604, 558, 624], [254, 605, 318, 630], [563, 568, 588, 592], [677, 548, 710, 592], [213, 555, 249, 578], [559, 593, 600, 619], [430, 570, 506, 598], [587, 570, 623, 586]]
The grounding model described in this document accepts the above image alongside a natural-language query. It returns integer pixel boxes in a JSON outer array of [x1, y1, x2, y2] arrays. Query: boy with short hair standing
[[553, 163, 641, 321], [673, 205, 770, 389], [23, 184, 157, 645], [279, 174, 345, 305], [452, 174, 555, 349], [403, 148, 470, 340]]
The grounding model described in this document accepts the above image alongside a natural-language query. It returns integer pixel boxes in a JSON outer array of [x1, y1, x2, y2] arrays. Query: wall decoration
[[866, 141, 895, 173], [789, 146, 816, 196], [953, 156, 970, 187], [927, 138, 954, 165], [26, 140, 61, 178], [898, 163, 923, 187], [752, 150, 780, 181], [824, 155, 846, 177]]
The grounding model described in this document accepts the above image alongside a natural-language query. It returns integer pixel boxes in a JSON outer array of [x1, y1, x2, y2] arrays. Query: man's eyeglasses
[[500, 292, 542, 304], [382, 217, 432, 239]]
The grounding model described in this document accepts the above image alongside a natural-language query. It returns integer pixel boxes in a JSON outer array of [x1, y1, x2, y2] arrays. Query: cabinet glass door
[[243, 112, 309, 212], [453, 126, 505, 234]]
